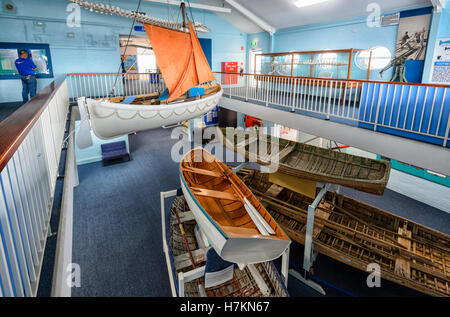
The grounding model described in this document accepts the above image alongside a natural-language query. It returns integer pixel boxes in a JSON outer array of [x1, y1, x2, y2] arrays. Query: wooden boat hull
[[239, 169, 450, 297], [167, 195, 289, 297], [180, 148, 290, 265], [84, 87, 222, 139], [220, 128, 391, 195]]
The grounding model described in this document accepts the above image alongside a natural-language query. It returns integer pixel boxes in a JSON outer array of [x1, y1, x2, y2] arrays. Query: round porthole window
[[356, 46, 392, 70]]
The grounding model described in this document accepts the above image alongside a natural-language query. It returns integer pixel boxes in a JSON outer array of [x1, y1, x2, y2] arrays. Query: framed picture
[[0, 42, 54, 79], [395, 12, 431, 61]]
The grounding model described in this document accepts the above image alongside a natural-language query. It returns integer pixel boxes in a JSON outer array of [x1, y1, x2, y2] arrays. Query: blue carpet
[[72, 128, 181, 297], [71, 127, 449, 297], [0, 102, 23, 122]]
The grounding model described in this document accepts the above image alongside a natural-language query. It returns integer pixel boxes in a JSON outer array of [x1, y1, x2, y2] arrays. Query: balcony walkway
[[220, 93, 450, 176], [215, 72, 450, 176]]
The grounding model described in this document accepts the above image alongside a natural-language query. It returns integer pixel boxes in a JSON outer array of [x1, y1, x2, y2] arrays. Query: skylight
[[293, 0, 330, 8]]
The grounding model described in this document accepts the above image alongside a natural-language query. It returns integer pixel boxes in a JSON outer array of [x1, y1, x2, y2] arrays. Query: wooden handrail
[[213, 71, 450, 89], [0, 77, 67, 172], [256, 48, 368, 57], [67, 72, 162, 76]]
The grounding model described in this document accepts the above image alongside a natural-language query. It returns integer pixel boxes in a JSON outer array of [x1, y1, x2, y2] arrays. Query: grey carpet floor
[[0, 102, 23, 122]]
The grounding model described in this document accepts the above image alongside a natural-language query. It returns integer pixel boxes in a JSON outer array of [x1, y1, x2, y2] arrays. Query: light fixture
[[293, 0, 330, 8]]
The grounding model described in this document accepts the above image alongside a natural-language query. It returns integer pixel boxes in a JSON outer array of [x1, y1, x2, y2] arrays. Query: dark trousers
[[21, 75, 37, 103]]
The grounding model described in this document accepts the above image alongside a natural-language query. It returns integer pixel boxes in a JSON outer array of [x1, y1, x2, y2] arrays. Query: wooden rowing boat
[[220, 128, 391, 195], [168, 195, 289, 297], [238, 169, 450, 297], [179, 147, 291, 264]]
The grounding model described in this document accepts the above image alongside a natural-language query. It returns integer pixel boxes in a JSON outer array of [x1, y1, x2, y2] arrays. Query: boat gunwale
[[180, 163, 229, 240], [220, 129, 391, 194]]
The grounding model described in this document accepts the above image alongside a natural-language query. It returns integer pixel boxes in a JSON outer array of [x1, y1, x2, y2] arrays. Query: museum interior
[[0, 0, 449, 298]]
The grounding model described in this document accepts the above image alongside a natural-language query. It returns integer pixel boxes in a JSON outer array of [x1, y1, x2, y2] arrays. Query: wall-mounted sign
[[381, 13, 400, 27], [430, 38, 450, 84], [0, 42, 54, 80], [251, 41, 257, 47]]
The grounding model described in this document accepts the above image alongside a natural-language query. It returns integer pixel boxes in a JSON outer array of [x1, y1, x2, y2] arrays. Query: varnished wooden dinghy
[[168, 195, 289, 297], [238, 169, 450, 297], [180, 147, 291, 264], [220, 128, 391, 195]]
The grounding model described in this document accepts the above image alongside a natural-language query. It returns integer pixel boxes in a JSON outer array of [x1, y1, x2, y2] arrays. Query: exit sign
[[251, 41, 257, 47]]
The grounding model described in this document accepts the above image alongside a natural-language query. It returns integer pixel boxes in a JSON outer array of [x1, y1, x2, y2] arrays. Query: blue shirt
[[15, 58, 37, 76]]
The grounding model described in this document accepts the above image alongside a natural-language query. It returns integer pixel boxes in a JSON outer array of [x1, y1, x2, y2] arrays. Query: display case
[[255, 49, 374, 80]]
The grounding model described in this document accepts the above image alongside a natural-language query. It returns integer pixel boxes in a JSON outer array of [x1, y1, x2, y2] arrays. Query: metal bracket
[[232, 161, 250, 173], [160, 189, 290, 297], [288, 183, 333, 295]]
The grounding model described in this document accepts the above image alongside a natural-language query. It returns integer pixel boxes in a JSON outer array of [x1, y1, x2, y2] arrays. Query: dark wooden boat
[[238, 169, 450, 297], [220, 128, 391, 195], [168, 195, 289, 297]]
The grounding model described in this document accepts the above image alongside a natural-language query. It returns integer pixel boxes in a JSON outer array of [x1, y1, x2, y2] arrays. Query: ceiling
[[194, 0, 264, 33], [196, 0, 433, 33]]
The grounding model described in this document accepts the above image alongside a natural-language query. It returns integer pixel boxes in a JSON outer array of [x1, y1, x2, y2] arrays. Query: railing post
[[245, 74, 249, 102], [265, 76, 270, 107], [444, 113, 450, 148], [374, 83, 384, 132], [326, 80, 333, 120], [291, 78, 296, 112]]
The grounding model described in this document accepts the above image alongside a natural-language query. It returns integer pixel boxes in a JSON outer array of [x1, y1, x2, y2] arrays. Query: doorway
[[249, 48, 262, 74]]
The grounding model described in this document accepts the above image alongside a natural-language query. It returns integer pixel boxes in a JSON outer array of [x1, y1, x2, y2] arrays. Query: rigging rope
[[111, 0, 142, 98], [186, 0, 197, 34]]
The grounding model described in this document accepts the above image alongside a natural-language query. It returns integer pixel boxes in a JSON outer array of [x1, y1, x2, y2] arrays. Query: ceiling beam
[[145, 0, 231, 13], [224, 0, 276, 35], [430, 0, 446, 13]]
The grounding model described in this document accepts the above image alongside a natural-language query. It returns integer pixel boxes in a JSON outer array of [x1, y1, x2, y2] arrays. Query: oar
[[212, 158, 275, 236]]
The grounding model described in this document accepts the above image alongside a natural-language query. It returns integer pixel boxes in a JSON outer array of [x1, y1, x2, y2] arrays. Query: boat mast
[[180, 1, 187, 31]]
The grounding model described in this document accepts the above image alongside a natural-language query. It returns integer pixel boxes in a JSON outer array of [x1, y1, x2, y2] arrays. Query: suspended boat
[[238, 169, 450, 297], [77, 11, 222, 144], [179, 147, 291, 265], [220, 128, 391, 195], [167, 195, 289, 297]]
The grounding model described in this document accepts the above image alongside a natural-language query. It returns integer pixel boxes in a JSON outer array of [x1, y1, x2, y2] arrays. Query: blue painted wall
[[423, 2, 450, 82], [246, 32, 271, 71], [437, 2, 450, 38], [247, 6, 439, 82], [0, 0, 247, 102]]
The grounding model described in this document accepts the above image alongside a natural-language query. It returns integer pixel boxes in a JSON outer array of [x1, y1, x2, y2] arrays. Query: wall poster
[[430, 38, 450, 84], [396, 13, 431, 61]]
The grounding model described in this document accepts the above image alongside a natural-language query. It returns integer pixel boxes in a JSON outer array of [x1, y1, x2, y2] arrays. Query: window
[[0, 43, 53, 79], [356, 46, 392, 70]]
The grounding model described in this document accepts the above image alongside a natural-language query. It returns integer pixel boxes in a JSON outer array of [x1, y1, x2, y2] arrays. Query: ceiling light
[[293, 0, 330, 8]]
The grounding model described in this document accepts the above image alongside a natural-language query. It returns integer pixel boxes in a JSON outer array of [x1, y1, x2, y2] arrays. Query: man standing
[[15, 50, 38, 103]]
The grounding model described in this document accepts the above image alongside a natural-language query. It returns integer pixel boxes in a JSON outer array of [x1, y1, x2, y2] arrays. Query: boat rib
[[238, 169, 450, 297]]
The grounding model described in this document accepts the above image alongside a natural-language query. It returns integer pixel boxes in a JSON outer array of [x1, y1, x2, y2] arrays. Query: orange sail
[[144, 20, 215, 102]]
